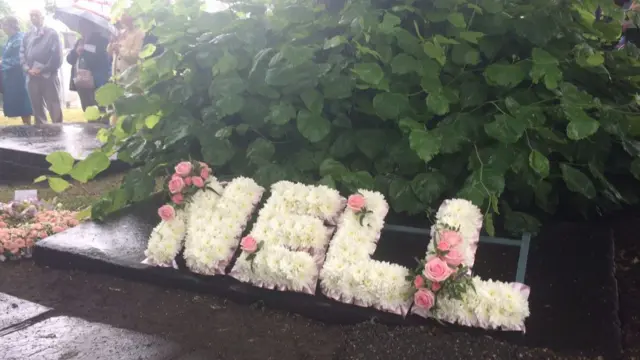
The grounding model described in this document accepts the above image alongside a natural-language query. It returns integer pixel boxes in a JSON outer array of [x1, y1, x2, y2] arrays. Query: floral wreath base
[[143, 161, 531, 332]]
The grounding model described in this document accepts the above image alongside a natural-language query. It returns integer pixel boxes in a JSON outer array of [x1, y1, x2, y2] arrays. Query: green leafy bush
[[50, 0, 640, 235]]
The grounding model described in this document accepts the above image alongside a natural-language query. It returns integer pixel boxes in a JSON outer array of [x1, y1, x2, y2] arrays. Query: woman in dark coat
[[1, 16, 32, 124], [66, 20, 111, 111]]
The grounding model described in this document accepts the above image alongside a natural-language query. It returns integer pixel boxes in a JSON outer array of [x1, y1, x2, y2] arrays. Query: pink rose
[[39, 231, 48, 239], [444, 248, 464, 267], [413, 275, 424, 289], [171, 193, 184, 205], [168, 177, 185, 194], [240, 236, 258, 253], [423, 257, 453, 283], [52, 226, 65, 233], [347, 194, 366, 212], [414, 288, 435, 310], [200, 167, 210, 180], [184, 177, 193, 186], [431, 282, 441, 292], [0, 222, 6, 228], [440, 230, 463, 247], [174, 161, 193, 177], [68, 219, 79, 227], [158, 205, 176, 221], [192, 176, 205, 188], [437, 240, 451, 252]]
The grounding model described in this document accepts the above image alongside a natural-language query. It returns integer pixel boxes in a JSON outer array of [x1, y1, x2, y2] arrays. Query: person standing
[[20, 9, 63, 125], [66, 19, 110, 111], [1, 16, 32, 125], [108, 14, 144, 80]]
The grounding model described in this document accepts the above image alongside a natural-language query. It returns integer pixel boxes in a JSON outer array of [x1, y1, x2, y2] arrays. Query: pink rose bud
[[174, 161, 193, 177], [168, 177, 185, 194], [52, 226, 65, 233], [431, 282, 441, 292], [414, 288, 435, 310], [200, 167, 210, 180], [171, 193, 184, 205], [68, 219, 79, 227], [413, 275, 424, 289], [436, 240, 451, 252], [440, 230, 463, 247], [444, 248, 464, 267], [240, 236, 258, 253], [423, 257, 453, 283], [158, 205, 176, 221], [184, 177, 193, 186], [347, 194, 366, 212], [192, 176, 205, 188]]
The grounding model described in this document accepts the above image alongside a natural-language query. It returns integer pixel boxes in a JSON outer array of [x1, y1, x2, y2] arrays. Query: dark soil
[[611, 212, 640, 359], [0, 262, 601, 360]]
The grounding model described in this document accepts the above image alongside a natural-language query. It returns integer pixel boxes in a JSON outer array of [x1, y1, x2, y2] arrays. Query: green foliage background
[[44, 0, 640, 236]]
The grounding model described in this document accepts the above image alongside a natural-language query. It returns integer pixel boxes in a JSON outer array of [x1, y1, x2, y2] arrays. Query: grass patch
[[0, 175, 122, 210], [0, 109, 86, 126]]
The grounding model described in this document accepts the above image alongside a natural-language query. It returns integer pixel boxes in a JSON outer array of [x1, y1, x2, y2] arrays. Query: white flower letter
[[320, 190, 414, 316], [230, 181, 343, 294]]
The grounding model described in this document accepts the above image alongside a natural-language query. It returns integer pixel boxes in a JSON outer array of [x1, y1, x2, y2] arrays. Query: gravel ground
[[0, 262, 607, 360]]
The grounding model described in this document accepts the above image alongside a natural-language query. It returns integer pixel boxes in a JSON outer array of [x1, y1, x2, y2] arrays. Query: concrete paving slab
[[0, 316, 183, 360], [0, 293, 51, 330]]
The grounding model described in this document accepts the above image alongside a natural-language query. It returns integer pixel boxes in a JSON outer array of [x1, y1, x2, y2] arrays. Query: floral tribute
[[230, 181, 344, 294], [320, 190, 414, 316], [411, 199, 531, 332], [143, 160, 217, 268], [0, 199, 79, 261], [183, 177, 264, 275]]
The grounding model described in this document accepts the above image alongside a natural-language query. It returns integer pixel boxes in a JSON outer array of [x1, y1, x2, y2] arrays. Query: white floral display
[[142, 209, 188, 268], [427, 198, 483, 268], [412, 198, 531, 332], [413, 278, 531, 332], [320, 190, 414, 316], [230, 181, 344, 294], [184, 177, 264, 275]]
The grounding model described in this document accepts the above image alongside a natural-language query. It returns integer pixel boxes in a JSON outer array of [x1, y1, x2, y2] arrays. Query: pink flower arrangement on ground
[[0, 200, 79, 261], [156, 161, 215, 222], [408, 228, 474, 312]]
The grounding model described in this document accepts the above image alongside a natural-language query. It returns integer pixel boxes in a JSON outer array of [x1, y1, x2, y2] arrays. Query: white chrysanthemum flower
[[319, 189, 413, 316], [144, 209, 188, 267], [266, 181, 343, 222], [427, 198, 483, 268], [184, 177, 264, 276], [416, 276, 530, 332], [232, 245, 319, 293]]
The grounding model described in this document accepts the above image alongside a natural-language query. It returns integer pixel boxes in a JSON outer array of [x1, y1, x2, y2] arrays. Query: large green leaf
[[390, 53, 421, 75], [560, 163, 596, 199], [46, 151, 75, 175], [411, 171, 447, 204], [48, 177, 71, 193], [201, 138, 236, 166], [268, 102, 297, 125], [356, 129, 387, 159], [297, 110, 331, 143], [247, 138, 275, 165], [352, 62, 385, 85], [330, 132, 357, 158], [300, 89, 324, 114], [70, 152, 111, 183], [564, 106, 600, 140], [426, 91, 450, 115], [484, 114, 527, 143], [95, 83, 125, 106], [409, 130, 442, 163], [373, 92, 409, 120], [389, 177, 423, 213], [484, 63, 526, 88], [528, 150, 550, 178], [423, 41, 446, 66]]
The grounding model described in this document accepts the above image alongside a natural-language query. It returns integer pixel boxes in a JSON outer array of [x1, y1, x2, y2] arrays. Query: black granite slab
[[0, 124, 129, 183], [32, 198, 620, 357]]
